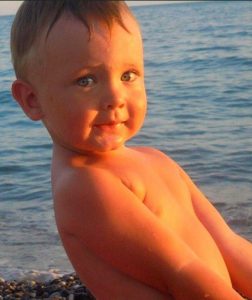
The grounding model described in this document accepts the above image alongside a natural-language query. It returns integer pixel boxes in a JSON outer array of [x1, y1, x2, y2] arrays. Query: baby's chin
[[51, 131, 128, 156], [93, 133, 126, 152]]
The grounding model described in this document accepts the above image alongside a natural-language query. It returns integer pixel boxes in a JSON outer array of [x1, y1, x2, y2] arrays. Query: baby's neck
[[52, 142, 129, 163]]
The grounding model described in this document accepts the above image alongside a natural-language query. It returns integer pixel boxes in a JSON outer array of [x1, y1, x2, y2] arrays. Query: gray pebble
[[0, 273, 95, 299]]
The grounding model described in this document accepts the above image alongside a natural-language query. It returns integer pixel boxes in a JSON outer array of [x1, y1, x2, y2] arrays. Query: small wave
[[0, 164, 26, 173], [0, 267, 65, 282], [191, 45, 238, 52]]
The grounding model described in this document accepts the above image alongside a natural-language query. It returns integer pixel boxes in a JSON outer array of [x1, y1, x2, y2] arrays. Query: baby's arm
[[59, 237, 172, 300], [178, 163, 252, 298], [54, 167, 244, 299]]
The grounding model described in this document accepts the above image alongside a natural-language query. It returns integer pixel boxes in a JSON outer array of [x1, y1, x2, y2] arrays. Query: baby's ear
[[11, 79, 43, 121]]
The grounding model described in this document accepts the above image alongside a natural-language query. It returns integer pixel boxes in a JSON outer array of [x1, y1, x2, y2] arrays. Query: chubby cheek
[[57, 116, 92, 149], [65, 111, 92, 138], [128, 95, 147, 130], [43, 103, 92, 144]]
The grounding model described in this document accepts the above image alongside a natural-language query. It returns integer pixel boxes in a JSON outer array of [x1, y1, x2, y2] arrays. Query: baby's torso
[[53, 145, 232, 297], [107, 147, 231, 284]]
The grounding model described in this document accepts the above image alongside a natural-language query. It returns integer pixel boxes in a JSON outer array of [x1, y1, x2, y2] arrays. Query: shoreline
[[0, 272, 96, 300]]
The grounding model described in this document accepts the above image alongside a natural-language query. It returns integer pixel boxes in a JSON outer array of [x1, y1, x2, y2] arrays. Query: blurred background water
[[0, 1, 252, 280]]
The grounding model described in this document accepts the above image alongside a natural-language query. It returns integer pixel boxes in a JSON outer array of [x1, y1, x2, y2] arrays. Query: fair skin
[[12, 11, 252, 300]]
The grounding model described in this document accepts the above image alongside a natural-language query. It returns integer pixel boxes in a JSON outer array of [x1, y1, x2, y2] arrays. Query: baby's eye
[[77, 76, 95, 87], [121, 71, 137, 82]]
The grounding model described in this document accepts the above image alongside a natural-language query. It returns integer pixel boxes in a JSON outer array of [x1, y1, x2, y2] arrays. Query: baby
[[11, 1, 252, 299]]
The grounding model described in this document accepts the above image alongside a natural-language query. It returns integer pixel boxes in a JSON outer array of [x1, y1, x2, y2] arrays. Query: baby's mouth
[[94, 122, 125, 133], [92, 121, 126, 150]]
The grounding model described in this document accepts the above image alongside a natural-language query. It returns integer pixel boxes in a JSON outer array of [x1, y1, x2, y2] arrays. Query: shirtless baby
[[11, 1, 252, 299]]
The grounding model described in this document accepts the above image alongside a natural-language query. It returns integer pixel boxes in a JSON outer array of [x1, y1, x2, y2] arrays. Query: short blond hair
[[11, 0, 131, 80]]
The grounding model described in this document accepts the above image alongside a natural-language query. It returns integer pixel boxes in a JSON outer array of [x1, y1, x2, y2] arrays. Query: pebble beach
[[0, 273, 95, 300], [1, 273, 250, 300]]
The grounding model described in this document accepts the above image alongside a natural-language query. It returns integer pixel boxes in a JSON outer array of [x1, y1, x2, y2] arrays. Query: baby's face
[[32, 12, 146, 155]]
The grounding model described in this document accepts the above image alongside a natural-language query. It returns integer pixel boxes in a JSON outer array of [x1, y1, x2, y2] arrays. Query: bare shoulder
[[132, 145, 170, 158], [132, 146, 179, 169], [53, 165, 121, 231]]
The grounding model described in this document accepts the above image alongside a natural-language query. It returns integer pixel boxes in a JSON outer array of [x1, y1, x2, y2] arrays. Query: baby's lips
[[95, 122, 124, 133]]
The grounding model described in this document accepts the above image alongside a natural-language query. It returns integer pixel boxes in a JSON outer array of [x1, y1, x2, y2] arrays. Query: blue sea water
[[0, 1, 252, 280]]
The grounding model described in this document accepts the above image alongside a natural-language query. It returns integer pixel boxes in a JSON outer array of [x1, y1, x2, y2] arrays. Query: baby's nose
[[102, 86, 126, 110]]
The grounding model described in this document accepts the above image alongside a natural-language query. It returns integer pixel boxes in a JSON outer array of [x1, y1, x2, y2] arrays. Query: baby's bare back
[[52, 145, 233, 298]]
